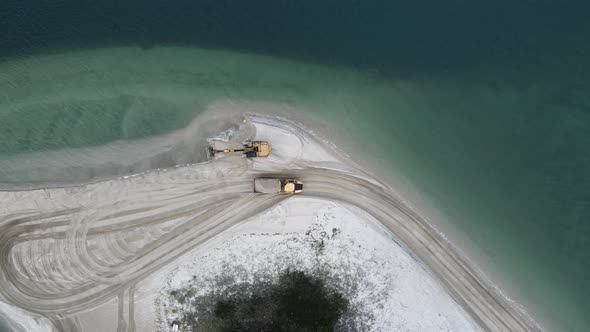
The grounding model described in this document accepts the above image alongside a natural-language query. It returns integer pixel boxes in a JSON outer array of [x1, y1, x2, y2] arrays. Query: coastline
[[0, 113, 540, 331]]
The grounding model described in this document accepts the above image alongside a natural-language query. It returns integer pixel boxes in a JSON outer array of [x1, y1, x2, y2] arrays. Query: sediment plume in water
[[0, 47, 373, 190]]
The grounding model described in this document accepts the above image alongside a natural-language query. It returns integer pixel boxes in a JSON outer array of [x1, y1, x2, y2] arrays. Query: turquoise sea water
[[1, 2, 590, 331]]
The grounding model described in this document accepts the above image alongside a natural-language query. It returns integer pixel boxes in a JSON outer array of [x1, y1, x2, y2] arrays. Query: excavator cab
[[244, 141, 271, 158]]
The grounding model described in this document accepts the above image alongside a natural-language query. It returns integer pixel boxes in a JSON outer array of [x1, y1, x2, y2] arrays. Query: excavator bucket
[[207, 146, 216, 158]]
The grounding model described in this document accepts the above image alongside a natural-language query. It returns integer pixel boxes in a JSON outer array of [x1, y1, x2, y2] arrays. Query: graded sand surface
[[0, 114, 539, 331]]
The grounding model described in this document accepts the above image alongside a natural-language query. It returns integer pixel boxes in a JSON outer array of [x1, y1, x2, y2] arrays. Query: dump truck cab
[[282, 179, 303, 194], [254, 178, 303, 194]]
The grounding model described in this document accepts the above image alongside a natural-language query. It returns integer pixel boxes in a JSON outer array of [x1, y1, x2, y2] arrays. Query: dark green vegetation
[[169, 270, 351, 332]]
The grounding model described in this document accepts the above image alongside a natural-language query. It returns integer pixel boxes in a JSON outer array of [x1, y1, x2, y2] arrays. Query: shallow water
[[1, 1, 590, 331], [0, 321, 10, 332]]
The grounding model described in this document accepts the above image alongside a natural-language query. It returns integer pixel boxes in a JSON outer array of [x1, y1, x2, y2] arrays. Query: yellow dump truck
[[208, 141, 271, 158], [254, 178, 303, 194]]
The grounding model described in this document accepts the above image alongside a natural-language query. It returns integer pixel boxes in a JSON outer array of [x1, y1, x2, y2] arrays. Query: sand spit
[[0, 114, 539, 331], [154, 197, 476, 332]]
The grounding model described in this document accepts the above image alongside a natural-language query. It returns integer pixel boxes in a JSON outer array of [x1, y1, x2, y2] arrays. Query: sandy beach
[[0, 112, 540, 331]]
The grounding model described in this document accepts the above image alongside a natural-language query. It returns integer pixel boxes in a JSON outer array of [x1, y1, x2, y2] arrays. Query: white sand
[[0, 300, 53, 332], [0, 113, 535, 331], [152, 197, 477, 331]]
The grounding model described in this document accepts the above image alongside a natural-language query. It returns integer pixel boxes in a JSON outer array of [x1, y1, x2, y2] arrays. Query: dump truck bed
[[254, 178, 282, 193]]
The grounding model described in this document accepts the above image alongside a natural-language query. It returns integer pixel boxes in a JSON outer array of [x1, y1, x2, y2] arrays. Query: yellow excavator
[[208, 141, 271, 158]]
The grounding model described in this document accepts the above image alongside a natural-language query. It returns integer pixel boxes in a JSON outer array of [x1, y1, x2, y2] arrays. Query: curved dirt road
[[0, 167, 539, 331], [294, 168, 539, 332]]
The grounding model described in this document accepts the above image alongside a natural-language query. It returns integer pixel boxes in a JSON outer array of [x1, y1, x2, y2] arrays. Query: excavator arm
[[208, 141, 269, 158]]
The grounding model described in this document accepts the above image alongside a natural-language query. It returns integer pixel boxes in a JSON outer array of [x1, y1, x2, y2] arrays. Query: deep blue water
[[1, 1, 590, 331], [1, 1, 588, 75]]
